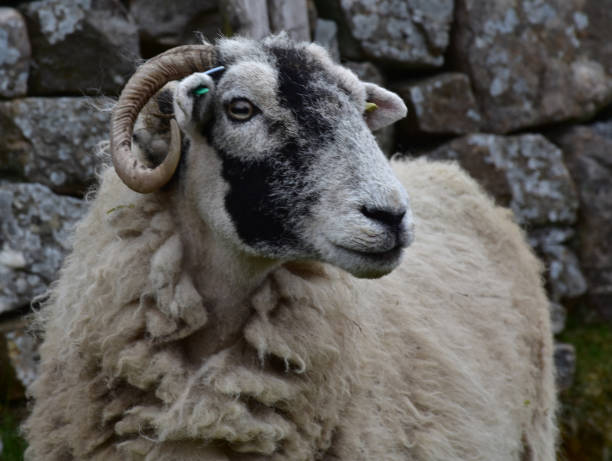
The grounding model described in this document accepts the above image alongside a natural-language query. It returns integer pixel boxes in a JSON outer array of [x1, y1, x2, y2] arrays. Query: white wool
[[24, 158, 556, 460]]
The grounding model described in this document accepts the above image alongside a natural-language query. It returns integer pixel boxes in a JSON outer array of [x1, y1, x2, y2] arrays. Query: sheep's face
[[168, 37, 413, 278]]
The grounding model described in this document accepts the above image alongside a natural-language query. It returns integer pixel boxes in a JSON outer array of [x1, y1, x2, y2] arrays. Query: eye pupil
[[227, 99, 255, 121]]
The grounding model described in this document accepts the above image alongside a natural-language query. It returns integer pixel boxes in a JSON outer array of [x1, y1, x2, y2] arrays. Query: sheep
[[23, 34, 557, 461]]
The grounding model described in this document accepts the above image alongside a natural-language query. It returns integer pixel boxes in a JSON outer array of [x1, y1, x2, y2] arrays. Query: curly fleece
[[23, 156, 556, 460]]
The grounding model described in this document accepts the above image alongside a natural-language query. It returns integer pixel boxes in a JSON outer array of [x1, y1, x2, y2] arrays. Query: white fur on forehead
[[305, 42, 367, 105], [216, 36, 270, 64], [217, 35, 367, 107]]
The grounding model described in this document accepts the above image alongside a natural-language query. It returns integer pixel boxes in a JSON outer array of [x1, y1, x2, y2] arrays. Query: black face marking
[[212, 46, 356, 253], [217, 138, 319, 253], [267, 45, 335, 144]]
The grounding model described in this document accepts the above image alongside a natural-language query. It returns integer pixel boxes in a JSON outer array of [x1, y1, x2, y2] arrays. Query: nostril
[[360, 206, 406, 227]]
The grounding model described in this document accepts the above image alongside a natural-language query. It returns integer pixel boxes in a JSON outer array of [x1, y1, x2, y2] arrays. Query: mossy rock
[[1, 333, 27, 461], [0, 409, 27, 461], [559, 315, 612, 460]]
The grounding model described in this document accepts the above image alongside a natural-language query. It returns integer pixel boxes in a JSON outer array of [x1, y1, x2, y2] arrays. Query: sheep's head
[[111, 36, 413, 278]]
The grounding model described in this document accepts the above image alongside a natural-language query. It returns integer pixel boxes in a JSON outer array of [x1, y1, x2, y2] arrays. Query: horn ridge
[[110, 44, 216, 193]]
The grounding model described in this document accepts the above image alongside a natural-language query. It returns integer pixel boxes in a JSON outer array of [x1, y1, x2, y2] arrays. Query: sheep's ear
[[363, 82, 407, 132]]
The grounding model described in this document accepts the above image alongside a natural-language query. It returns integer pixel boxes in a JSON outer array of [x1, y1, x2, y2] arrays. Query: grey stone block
[[0, 182, 86, 314], [0, 8, 30, 98], [427, 134, 579, 226], [21, 0, 141, 95], [335, 0, 454, 67], [0, 97, 110, 195], [268, 0, 310, 41], [453, 0, 612, 133], [314, 18, 340, 62], [219, 0, 270, 40], [394, 73, 481, 135]]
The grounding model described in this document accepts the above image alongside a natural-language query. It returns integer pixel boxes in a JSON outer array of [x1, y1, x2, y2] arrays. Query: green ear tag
[[365, 102, 378, 113], [194, 86, 209, 96]]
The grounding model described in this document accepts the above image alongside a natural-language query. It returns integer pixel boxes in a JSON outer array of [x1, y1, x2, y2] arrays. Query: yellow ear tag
[[365, 102, 378, 113]]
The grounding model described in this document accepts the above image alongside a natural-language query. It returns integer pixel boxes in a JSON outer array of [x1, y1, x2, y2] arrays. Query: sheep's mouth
[[334, 243, 404, 263], [328, 242, 405, 279]]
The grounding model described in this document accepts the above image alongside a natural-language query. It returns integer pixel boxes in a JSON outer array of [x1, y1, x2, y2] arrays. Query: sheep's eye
[[227, 98, 255, 121]]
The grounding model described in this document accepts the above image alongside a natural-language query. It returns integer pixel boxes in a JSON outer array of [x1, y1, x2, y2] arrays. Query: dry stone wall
[[0, 7, 30, 98], [453, 0, 612, 133], [21, 0, 140, 95], [1, 0, 611, 448]]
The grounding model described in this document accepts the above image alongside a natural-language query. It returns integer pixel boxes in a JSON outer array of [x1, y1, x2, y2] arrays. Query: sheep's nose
[[360, 206, 406, 227]]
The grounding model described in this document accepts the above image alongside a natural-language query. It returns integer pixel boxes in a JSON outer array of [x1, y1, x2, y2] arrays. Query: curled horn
[[110, 45, 216, 193]]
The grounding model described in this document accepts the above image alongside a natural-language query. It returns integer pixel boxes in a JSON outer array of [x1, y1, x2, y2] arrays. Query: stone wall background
[[0, 0, 611, 459]]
